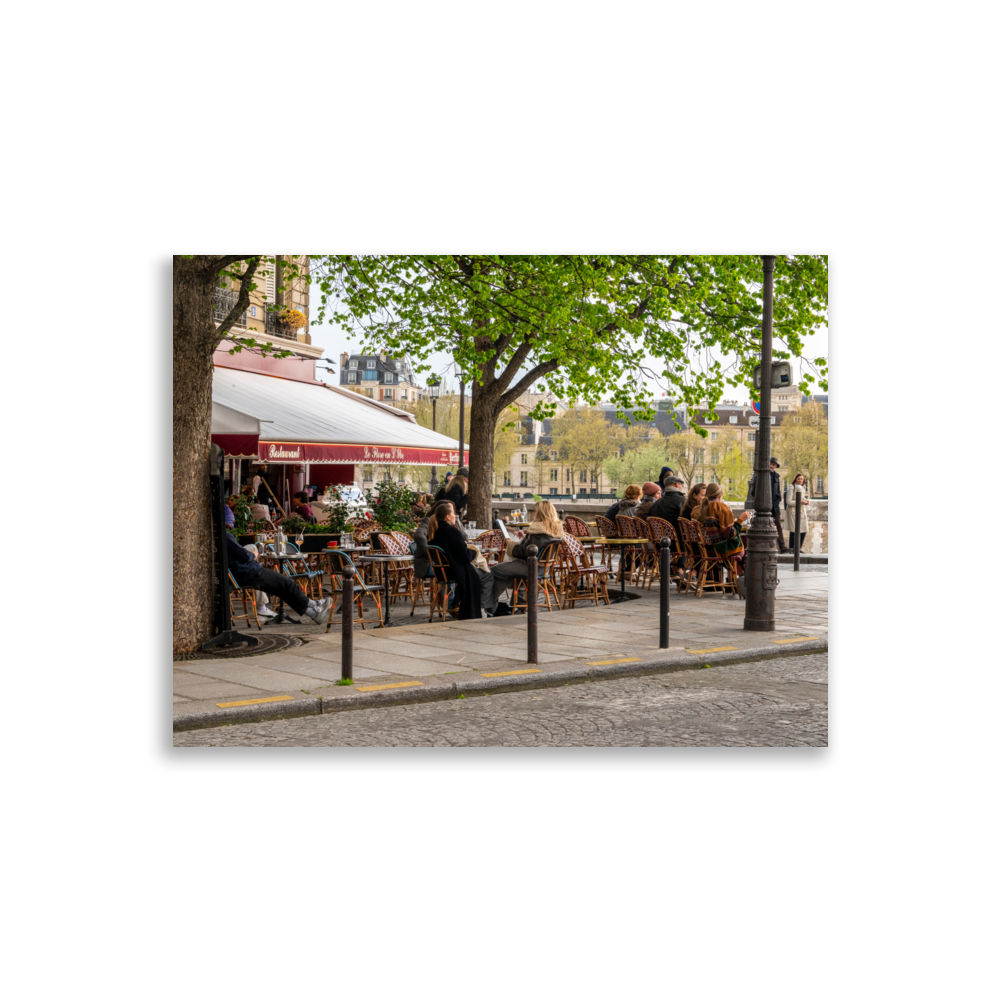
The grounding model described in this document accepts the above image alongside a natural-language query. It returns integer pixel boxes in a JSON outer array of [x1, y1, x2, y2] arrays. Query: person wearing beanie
[[656, 466, 675, 493], [635, 481, 662, 520], [456, 465, 470, 478], [648, 476, 686, 535], [745, 457, 786, 552]]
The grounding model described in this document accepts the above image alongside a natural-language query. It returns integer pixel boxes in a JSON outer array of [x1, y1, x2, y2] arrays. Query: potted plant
[[363, 481, 417, 546]]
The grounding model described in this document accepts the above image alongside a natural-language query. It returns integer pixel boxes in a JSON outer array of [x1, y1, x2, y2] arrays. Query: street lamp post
[[744, 255, 779, 631], [458, 374, 466, 468], [428, 376, 441, 494]]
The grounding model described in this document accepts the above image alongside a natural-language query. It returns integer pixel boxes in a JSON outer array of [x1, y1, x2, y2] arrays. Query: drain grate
[[175, 634, 305, 662]]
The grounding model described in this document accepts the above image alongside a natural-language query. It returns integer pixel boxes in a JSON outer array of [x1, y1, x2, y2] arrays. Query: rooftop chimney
[[340, 352, 348, 369]]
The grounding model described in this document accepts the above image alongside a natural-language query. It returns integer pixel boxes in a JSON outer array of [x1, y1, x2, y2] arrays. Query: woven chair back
[[595, 515, 618, 538], [564, 515, 591, 537]]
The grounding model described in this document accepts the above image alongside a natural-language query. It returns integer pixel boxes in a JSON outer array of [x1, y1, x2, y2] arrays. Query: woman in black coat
[[428, 501, 482, 619]]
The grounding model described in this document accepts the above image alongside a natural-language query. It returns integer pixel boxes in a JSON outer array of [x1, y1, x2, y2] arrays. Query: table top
[[260, 551, 307, 559], [356, 553, 414, 562], [330, 544, 370, 552], [600, 537, 646, 545]]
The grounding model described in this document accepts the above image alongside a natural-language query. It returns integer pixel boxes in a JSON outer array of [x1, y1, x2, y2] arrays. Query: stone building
[[337, 352, 428, 407]]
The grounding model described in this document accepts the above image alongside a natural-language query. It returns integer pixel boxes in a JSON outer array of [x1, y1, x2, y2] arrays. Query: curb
[[173, 638, 827, 732]]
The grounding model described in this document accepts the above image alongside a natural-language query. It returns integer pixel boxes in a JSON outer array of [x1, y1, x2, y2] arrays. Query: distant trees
[[549, 407, 622, 494], [603, 440, 672, 495], [773, 400, 828, 494]]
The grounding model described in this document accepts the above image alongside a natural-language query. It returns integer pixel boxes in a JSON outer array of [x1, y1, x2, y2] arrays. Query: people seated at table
[[292, 491, 317, 522], [692, 482, 751, 569], [649, 476, 686, 535], [425, 501, 485, 619], [680, 483, 707, 520], [635, 482, 661, 519], [487, 500, 565, 617], [226, 533, 332, 623], [605, 483, 642, 520]]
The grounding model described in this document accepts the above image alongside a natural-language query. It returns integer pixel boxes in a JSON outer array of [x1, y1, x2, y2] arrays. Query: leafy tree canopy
[[309, 255, 828, 429]]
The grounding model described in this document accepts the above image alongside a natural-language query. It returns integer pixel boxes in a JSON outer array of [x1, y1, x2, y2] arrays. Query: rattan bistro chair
[[646, 517, 685, 589], [324, 550, 384, 630], [559, 535, 610, 609], [426, 545, 455, 622], [376, 532, 418, 611], [227, 570, 262, 630], [509, 539, 563, 614], [688, 521, 740, 599], [563, 515, 591, 538]]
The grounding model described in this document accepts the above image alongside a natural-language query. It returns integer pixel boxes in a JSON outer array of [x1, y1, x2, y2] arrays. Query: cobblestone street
[[174, 651, 827, 746]]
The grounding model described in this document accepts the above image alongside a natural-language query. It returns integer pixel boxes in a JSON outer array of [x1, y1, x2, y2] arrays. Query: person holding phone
[[783, 473, 810, 551]]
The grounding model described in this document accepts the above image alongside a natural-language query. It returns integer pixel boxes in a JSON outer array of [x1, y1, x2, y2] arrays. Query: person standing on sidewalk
[[783, 473, 810, 552], [746, 457, 787, 552]]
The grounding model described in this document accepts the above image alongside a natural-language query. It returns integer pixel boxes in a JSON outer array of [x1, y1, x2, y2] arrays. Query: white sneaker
[[305, 597, 333, 622], [257, 605, 277, 619]]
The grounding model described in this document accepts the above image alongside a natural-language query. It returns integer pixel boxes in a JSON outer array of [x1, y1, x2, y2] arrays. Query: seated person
[[292, 491, 318, 523], [605, 483, 642, 521], [424, 501, 485, 619], [487, 500, 564, 617], [226, 533, 332, 622], [648, 476, 686, 535], [692, 482, 752, 569], [635, 482, 661, 520]]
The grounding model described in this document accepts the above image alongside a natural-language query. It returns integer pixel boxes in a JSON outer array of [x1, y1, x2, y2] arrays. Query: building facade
[[337, 352, 427, 407], [214, 256, 320, 359]]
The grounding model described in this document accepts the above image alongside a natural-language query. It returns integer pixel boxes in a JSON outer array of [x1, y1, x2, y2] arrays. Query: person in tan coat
[[693, 483, 752, 559]]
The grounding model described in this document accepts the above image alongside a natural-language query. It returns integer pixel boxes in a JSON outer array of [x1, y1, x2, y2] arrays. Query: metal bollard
[[526, 544, 538, 664], [340, 568, 354, 680], [659, 539, 670, 648], [793, 491, 802, 571]]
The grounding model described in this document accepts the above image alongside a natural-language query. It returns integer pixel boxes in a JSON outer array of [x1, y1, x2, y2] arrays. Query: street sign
[[750, 400, 761, 415], [748, 415, 776, 427]]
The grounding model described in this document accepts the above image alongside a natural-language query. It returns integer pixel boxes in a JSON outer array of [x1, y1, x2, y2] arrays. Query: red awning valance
[[258, 441, 468, 466], [211, 433, 259, 459]]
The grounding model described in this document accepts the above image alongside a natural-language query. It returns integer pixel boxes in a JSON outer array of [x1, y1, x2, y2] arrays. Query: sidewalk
[[174, 565, 828, 731]]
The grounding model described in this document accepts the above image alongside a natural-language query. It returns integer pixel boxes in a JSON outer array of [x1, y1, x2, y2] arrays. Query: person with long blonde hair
[[486, 500, 565, 616]]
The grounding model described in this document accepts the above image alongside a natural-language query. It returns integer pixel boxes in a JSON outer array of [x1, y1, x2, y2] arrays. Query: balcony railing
[[213, 288, 247, 328], [265, 307, 300, 340]]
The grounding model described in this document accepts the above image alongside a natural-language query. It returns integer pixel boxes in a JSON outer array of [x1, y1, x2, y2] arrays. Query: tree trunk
[[466, 380, 503, 525], [173, 257, 223, 655]]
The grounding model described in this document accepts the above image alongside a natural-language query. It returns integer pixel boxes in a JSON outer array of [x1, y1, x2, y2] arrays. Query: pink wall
[[214, 339, 318, 383]]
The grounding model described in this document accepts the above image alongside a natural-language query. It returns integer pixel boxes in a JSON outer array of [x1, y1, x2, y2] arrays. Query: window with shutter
[[263, 261, 276, 303]]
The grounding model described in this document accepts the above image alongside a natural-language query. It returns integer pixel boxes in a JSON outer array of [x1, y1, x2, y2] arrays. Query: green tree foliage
[[773, 401, 829, 494], [603, 441, 672, 496], [308, 255, 828, 523], [549, 407, 623, 494]]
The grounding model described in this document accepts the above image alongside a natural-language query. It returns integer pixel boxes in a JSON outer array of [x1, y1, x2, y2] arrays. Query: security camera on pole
[[744, 255, 780, 632]]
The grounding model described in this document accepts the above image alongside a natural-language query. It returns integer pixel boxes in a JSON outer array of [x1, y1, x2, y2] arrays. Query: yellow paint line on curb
[[216, 695, 295, 708], [354, 681, 425, 692], [479, 669, 542, 678], [771, 636, 820, 644], [686, 646, 739, 654], [586, 657, 642, 666]]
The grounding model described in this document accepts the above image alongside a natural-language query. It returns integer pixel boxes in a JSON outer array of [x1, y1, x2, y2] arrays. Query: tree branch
[[213, 257, 260, 348], [499, 359, 560, 409]]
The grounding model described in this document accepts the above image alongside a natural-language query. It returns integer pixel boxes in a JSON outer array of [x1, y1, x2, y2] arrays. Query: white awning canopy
[[211, 367, 467, 467]]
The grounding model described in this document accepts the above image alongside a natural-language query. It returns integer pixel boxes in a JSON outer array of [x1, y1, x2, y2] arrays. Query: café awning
[[211, 367, 468, 466], [210, 401, 267, 458]]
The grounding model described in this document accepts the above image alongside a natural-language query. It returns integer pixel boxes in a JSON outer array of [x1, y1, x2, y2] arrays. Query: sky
[[309, 287, 829, 408]]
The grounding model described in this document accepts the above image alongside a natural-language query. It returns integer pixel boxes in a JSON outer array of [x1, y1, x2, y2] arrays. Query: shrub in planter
[[364, 481, 418, 532]]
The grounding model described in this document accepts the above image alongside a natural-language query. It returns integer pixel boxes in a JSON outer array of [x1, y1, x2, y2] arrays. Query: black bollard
[[340, 568, 354, 680], [793, 490, 802, 572], [659, 538, 670, 648], [526, 543, 538, 664]]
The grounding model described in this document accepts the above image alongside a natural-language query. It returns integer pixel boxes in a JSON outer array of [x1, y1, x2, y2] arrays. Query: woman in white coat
[[783, 473, 810, 552]]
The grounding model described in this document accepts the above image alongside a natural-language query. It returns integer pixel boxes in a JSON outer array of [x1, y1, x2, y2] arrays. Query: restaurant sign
[[261, 442, 468, 466]]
